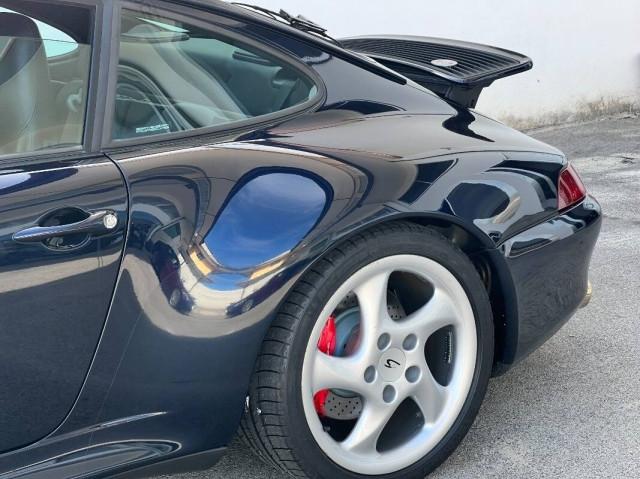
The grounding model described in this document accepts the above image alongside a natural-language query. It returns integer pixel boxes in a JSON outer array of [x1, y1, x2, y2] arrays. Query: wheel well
[[397, 216, 512, 371]]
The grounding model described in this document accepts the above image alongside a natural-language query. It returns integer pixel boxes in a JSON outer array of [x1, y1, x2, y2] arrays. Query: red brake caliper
[[313, 314, 337, 416]]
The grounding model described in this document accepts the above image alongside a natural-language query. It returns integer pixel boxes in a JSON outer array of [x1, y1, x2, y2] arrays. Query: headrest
[[0, 12, 50, 152], [0, 12, 45, 87], [0, 12, 42, 40]]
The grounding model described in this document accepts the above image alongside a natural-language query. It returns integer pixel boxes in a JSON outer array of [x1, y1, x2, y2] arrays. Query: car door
[[0, 1, 128, 453]]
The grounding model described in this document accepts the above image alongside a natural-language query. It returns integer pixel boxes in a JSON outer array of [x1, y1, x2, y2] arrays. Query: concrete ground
[[160, 116, 640, 479]]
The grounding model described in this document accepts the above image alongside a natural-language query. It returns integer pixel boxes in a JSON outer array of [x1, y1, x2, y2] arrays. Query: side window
[[113, 9, 318, 141], [39, 26, 79, 59], [0, 5, 92, 156]]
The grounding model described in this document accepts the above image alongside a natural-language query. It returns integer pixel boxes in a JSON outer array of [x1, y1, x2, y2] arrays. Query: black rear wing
[[340, 35, 532, 108]]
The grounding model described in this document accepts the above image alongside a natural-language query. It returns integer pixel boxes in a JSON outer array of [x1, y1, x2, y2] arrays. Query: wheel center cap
[[378, 348, 406, 382]]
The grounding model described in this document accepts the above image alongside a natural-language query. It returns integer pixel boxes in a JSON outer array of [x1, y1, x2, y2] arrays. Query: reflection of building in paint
[[179, 170, 331, 317], [188, 239, 217, 276]]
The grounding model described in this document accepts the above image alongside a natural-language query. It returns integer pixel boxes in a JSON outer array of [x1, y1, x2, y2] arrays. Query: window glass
[[113, 9, 318, 141], [0, 6, 92, 156]]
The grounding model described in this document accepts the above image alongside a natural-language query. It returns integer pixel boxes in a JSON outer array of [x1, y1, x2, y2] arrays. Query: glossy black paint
[[0, 155, 127, 454], [0, 1, 601, 477], [499, 195, 601, 363]]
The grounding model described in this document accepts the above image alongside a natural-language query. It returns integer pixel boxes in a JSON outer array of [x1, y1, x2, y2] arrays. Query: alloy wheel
[[301, 254, 477, 475]]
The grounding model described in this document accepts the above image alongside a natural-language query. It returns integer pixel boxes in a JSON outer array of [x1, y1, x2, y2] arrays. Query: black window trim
[[101, 0, 327, 151], [0, 0, 107, 163]]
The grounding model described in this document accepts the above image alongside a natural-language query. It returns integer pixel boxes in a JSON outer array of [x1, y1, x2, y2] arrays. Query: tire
[[240, 221, 494, 478]]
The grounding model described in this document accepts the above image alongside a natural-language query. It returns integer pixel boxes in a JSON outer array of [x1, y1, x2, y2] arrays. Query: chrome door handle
[[13, 210, 119, 244]]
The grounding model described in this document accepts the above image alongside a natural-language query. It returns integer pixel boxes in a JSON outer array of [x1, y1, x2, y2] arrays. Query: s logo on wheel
[[384, 359, 401, 369]]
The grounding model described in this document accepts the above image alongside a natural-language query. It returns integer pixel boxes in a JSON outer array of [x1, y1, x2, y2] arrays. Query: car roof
[[180, 0, 331, 41]]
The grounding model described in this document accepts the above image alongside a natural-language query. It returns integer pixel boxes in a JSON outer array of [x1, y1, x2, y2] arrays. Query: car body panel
[[0, 0, 601, 477], [499, 195, 601, 364], [0, 154, 127, 454], [258, 108, 561, 161]]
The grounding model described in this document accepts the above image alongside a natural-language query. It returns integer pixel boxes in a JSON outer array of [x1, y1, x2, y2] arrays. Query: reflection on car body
[[0, 1, 600, 478]]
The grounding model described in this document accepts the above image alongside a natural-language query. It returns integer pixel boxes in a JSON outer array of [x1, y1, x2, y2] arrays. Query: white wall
[[252, 1, 640, 122]]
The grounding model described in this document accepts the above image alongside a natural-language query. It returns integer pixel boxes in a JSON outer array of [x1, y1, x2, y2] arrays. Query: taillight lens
[[558, 164, 587, 210]]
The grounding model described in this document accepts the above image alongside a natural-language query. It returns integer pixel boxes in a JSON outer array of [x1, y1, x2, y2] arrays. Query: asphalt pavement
[[160, 116, 640, 479]]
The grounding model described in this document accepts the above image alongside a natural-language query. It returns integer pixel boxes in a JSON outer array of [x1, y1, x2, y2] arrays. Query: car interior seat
[[0, 12, 72, 156], [115, 23, 249, 139]]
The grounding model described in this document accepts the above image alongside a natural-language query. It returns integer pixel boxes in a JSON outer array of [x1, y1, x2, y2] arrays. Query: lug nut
[[403, 334, 417, 351], [377, 333, 391, 350], [405, 366, 421, 383], [364, 366, 376, 383], [383, 385, 396, 403]]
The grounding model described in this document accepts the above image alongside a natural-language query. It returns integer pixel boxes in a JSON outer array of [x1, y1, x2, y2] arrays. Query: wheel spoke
[[341, 400, 396, 454], [401, 288, 459, 340], [311, 352, 363, 393], [353, 271, 390, 347], [412, 370, 448, 424]]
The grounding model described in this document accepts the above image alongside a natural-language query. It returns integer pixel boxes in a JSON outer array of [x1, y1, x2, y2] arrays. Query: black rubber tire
[[240, 221, 494, 479]]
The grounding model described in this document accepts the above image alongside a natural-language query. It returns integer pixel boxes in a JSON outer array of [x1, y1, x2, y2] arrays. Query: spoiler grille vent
[[340, 36, 532, 108], [342, 37, 528, 83]]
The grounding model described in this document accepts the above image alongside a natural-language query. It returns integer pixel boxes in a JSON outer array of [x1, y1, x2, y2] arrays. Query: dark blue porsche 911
[[0, 1, 601, 478]]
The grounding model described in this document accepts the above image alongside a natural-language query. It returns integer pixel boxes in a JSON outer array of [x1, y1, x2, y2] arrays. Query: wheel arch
[[295, 211, 519, 373], [400, 215, 519, 372]]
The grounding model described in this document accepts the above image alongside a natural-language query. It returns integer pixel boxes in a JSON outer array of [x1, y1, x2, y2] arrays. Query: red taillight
[[558, 164, 587, 211]]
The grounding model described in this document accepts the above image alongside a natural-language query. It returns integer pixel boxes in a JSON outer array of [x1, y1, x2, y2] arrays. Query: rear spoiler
[[340, 35, 532, 108]]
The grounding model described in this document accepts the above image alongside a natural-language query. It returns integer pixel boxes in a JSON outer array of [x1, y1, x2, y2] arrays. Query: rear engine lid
[[270, 110, 562, 162]]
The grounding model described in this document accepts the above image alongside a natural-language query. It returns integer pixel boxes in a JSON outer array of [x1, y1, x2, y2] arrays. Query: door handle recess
[[13, 210, 119, 244]]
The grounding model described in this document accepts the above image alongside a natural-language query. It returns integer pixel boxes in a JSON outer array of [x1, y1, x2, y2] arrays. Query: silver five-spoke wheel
[[301, 255, 477, 475]]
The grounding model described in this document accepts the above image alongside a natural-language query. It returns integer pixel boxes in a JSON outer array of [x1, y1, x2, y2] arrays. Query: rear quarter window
[[112, 8, 319, 141]]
